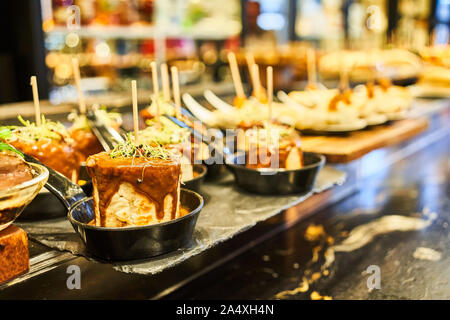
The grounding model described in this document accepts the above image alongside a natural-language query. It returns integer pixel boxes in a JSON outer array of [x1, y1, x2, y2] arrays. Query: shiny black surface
[[226, 152, 325, 195], [165, 135, 450, 300], [183, 164, 207, 193], [0, 99, 448, 299], [68, 189, 204, 261]]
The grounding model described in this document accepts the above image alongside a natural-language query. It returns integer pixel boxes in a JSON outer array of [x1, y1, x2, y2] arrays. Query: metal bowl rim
[[67, 188, 204, 231], [225, 152, 326, 173]]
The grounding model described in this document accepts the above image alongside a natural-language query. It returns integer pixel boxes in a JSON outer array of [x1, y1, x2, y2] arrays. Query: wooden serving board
[[301, 118, 429, 163]]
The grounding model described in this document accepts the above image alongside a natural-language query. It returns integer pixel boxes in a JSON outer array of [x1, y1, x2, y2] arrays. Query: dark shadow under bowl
[[226, 152, 325, 195], [68, 188, 204, 261]]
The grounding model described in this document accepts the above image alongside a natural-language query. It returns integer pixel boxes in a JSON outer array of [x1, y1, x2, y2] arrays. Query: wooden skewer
[[160, 63, 171, 102], [72, 58, 86, 114], [171, 66, 182, 119], [245, 52, 256, 89], [227, 52, 245, 99], [306, 48, 317, 86], [131, 80, 139, 142], [249, 63, 259, 97], [266, 66, 273, 123], [150, 61, 160, 119], [30, 76, 41, 126], [266, 66, 273, 148], [339, 57, 350, 92], [252, 63, 264, 100]]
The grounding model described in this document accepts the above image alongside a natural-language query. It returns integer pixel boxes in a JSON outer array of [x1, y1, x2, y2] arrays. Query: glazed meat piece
[[5, 116, 82, 182], [10, 139, 80, 182], [0, 152, 33, 191], [86, 144, 181, 227], [69, 128, 103, 161]]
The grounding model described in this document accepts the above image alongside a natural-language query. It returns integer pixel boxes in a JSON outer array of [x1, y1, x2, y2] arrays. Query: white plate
[[363, 113, 388, 126], [203, 90, 234, 111], [182, 93, 216, 126]]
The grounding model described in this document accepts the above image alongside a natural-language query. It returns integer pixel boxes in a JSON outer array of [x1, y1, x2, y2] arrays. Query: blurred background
[[0, 0, 448, 105]]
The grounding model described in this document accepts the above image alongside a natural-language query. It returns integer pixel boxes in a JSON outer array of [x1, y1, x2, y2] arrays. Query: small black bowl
[[68, 188, 204, 261], [183, 164, 207, 193], [203, 161, 226, 180], [226, 152, 325, 195]]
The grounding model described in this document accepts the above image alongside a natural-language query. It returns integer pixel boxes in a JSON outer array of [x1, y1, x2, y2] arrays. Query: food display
[[1, 117, 81, 182], [138, 117, 209, 182], [319, 49, 423, 83], [280, 79, 412, 132], [86, 135, 184, 228], [0, 135, 48, 230], [238, 124, 303, 171], [0, 151, 33, 191], [412, 46, 450, 97]]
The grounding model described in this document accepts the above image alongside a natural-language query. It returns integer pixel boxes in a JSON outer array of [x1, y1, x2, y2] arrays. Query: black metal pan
[[22, 153, 205, 261], [226, 152, 325, 195], [183, 164, 207, 193], [68, 188, 203, 261]]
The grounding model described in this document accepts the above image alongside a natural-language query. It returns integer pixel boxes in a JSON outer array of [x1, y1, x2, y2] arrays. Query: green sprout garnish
[[110, 133, 172, 160], [141, 116, 191, 145], [6, 115, 71, 144], [0, 127, 23, 157], [69, 106, 122, 131]]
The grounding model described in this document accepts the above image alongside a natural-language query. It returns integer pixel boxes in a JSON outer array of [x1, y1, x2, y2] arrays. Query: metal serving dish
[[0, 163, 48, 230], [226, 152, 325, 195], [68, 189, 204, 261], [18, 163, 92, 221], [23, 154, 205, 261]]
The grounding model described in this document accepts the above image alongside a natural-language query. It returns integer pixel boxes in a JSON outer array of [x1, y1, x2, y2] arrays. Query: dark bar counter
[[0, 98, 449, 300]]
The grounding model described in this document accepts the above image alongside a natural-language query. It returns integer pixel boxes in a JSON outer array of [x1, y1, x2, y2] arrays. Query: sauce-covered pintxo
[[86, 135, 181, 227], [240, 124, 303, 170], [3, 116, 81, 182]]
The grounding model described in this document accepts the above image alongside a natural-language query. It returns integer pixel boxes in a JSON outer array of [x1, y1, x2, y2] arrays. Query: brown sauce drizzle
[[86, 152, 181, 227]]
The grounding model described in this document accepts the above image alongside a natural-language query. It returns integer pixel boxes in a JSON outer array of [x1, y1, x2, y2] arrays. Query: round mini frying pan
[[22, 154, 204, 261], [226, 152, 325, 195]]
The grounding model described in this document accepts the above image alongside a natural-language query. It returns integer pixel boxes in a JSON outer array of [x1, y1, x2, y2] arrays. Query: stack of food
[[236, 122, 303, 170], [137, 117, 209, 182], [86, 134, 185, 228]]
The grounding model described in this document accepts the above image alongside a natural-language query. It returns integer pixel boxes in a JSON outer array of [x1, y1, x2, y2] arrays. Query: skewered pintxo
[[86, 135, 183, 228], [1, 117, 81, 182]]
